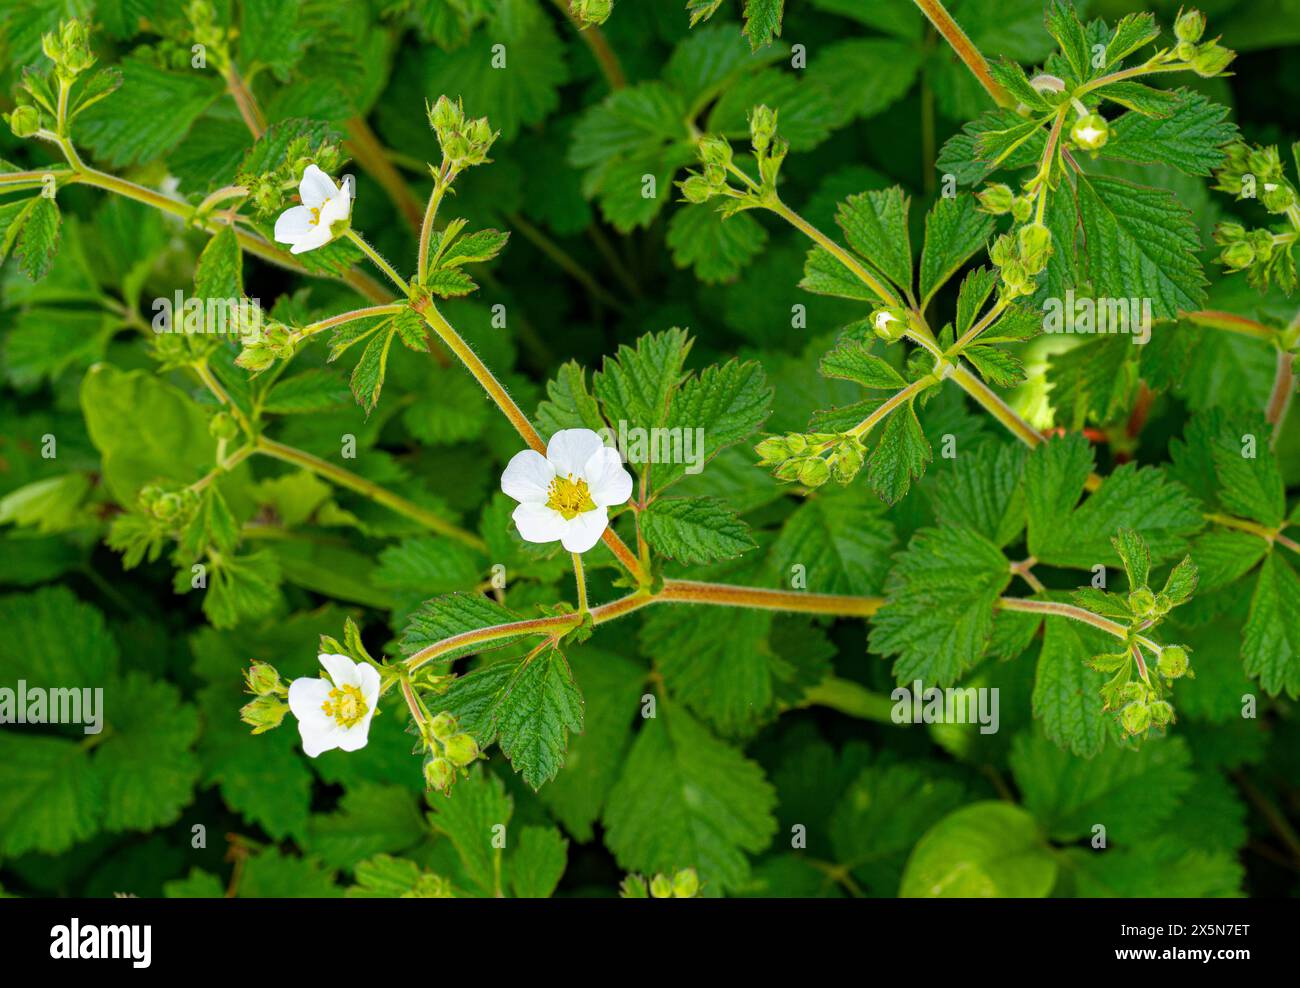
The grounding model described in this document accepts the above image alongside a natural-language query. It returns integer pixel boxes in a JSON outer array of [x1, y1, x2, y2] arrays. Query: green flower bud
[[1151, 592, 1172, 617], [698, 135, 732, 169], [1148, 700, 1175, 727], [649, 873, 673, 899], [989, 233, 1017, 268], [240, 695, 288, 735], [679, 174, 715, 204], [1190, 41, 1235, 78], [672, 868, 700, 898], [749, 105, 777, 153], [8, 104, 40, 139], [784, 433, 809, 455], [1214, 222, 1247, 244], [1010, 196, 1033, 223], [1128, 587, 1156, 616], [976, 183, 1015, 215], [1249, 229, 1274, 262], [1120, 701, 1151, 735], [753, 436, 791, 463], [1174, 40, 1198, 63], [773, 459, 803, 482], [1070, 113, 1110, 151], [1246, 146, 1283, 181], [570, 0, 613, 27], [424, 756, 455, 792], [1220, 240, 1256, 270], [430, 711, 458, 741], [443, 732, 480, 767], [1000, 259, 1029, 293], [244, 661, 283, 696], [208, 411, 239, 442], [1158, 645, 1189, 679], [1018, 223, 1053, 274], [1116, 682, 1148, 706], [871, 307, 908, 343], [1261, 183, 1296, 215], [797, 457, 831, 489], [154, 492, 184, 521], [832, 442, 864, 484], [1174, 8, 1206, 44]]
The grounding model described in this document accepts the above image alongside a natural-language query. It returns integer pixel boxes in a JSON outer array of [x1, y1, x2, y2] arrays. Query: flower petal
[[318, 652, 360, 688], [583, 445, 633, 507], [273, 205, 316, 244], [335, 712, 374, 752], [501, 449, 555, 504], [287, 678, 340, 757], [560, 507, 609, 553], [299, 164, 338, 207], [546, 428, 606, 479], [355, 662, 381, 706], [300, 720, 342, 758], [513, 501, 567, 544], [319, 192, 351, 228], [289, 228, 332, 254]]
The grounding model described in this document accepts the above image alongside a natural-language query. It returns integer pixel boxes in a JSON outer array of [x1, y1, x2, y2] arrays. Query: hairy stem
[[345, 229, 409, 294], [1266, 349, 1295, 444], [1183, 310, 1280, 343], [912, 0, 1013, 108], [549, 0, 626, 90], [769, 197, 904, 308], [253, 435, 485, 549], [998, 596, 1161, 654]]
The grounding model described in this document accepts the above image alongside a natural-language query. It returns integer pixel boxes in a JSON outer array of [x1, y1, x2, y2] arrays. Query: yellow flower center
[[309, 205, 322, 226], [321, 683, 368, 728], [546, 475, 596, 520]]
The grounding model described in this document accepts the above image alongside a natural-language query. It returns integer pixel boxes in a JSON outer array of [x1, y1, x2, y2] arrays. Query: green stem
[[1183, 310, 1281, 343], [346, 229, 409, 294], [769, 196, 905, 308], [253, 435, 485, 549], [417, 161, 458, 281], [572, 552, 588, 615], [291, 304, 405, 343], [912, 0, 1013, 108], [799, 677, 898, 724], [997, 596, 1161, 654]]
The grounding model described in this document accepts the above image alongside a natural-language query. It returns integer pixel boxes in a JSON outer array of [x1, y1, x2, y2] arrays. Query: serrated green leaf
[[642, 496, 755, 564], [919, 193, 996, 306], [1244, 553, 1300, 698]]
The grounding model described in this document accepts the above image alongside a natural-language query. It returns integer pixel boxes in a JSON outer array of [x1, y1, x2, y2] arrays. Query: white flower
[[287, 653, 380, 757], [273, 164, 351, 255], [500, 428, 633, 553]]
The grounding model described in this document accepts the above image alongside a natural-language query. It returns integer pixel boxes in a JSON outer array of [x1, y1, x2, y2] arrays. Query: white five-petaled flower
[[273, 164, 351, 255], [501, 428, 633, 553], [287, 653, 380, 758]]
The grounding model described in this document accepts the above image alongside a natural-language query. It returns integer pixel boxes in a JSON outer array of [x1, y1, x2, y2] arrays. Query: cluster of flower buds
[[748, 104, 788, 191], [138, 484, 201, 527], [621, 868, 700, 898], [1171, 7, 1235, 77], [422, 712, 482, 793], [1213, 142, 1298, 214], [755, 432, 864, 488], [569, 0, 613, 27], [976, 184, 1034, 223], [42, 18, 95, 79], [240, 661, 290, 735], [679, 135, 733, 204], [235, 319, 295, 373], [427, 96, 498, 169], [1214, 222, 1288, 289], [989, 222, 1053, 297], [1115, 680, 1176, 736]]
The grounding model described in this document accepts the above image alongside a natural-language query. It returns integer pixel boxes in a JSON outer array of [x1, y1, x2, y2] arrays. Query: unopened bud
[[976, 184, 1015, 215], [649, 873, 673, 898], [1017, 223, 1053, 274], [244, 661, 283, 696], [749, 105, 777, 153], [240, 695, 288, 735], [871, 307, 908, 343], [797, 457, 831, 488], [1220, 240, 1255, 269], [753, 436, 791, 463], [1070, 113, 1109, 150], [1157, 645, 1189, 679], [1174, 8, 1206, 44], [1148, 700, 1175, 727], [672, 868, 700, 898], [443, 732, 480, 767], [424, 756, 455, 792], [430, 711, 458, 741], [1128, 587, 1156, 616], [1120, 701, 1151, 735], [8, 105, 40, 138], [1190, 41, 1235, 77]]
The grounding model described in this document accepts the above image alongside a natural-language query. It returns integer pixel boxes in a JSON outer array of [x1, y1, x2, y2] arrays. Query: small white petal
[[547, 428, 606, 479], [560, 507, 609, 553], [335, 712, 374, 752], [513, 501, 567, 544], [301, 720, 342, 758], [501, 449, 555, 504], [583, 445, 633, 507], [299, 164, 338, 207], [273, 205, 315, 244], [287, 677, 332, 723], [319, 192, 351, 228], [289, 227, 332, 254], [317, 652, 360, 688], [355, 662, 381, 706]]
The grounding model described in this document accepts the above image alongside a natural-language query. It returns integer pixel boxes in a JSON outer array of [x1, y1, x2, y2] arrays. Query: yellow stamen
[[321, 683, 368, 728], [309, 205, 321, 226], [546, 475, 596, 520]]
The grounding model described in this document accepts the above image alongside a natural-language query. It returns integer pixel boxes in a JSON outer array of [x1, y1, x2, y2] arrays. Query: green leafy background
[[1, 0, 1298, 898]]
